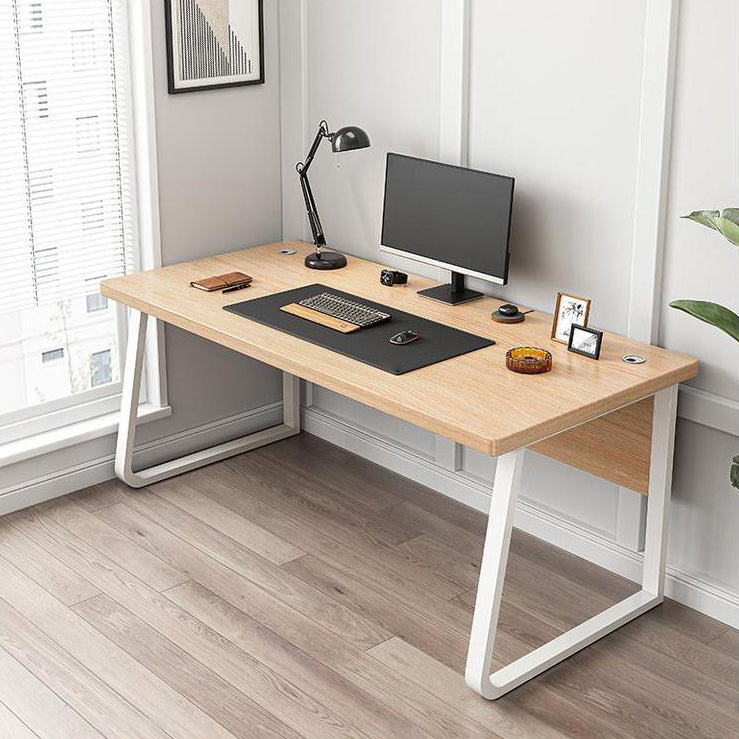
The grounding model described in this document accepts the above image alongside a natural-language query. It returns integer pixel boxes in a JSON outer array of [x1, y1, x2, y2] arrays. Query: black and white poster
[[164, 0, 264, 93]]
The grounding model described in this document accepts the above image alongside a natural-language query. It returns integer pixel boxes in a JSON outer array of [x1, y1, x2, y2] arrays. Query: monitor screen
[[381, 154, 514, 284]]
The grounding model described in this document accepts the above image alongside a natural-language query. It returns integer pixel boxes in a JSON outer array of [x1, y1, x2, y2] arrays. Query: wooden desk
[[102, 240, 697, 700]]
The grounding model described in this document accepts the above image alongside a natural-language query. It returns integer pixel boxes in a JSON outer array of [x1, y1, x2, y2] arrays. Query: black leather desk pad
[[224, 283, 495, 375]]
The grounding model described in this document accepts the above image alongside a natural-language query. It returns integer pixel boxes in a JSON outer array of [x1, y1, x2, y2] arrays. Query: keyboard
[[298, 292, 391, 329]]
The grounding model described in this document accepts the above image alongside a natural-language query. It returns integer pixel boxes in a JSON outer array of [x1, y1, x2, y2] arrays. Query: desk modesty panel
[[101, 241, 697, 461]]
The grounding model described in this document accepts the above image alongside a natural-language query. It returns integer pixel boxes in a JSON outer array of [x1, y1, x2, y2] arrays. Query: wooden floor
[[0, 434, 736, 739]]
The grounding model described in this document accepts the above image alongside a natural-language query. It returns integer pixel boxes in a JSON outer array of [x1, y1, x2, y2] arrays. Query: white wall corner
[[616, 488, 648, 551], [278, 0, 309, 242], [435, 436, 462, 471]]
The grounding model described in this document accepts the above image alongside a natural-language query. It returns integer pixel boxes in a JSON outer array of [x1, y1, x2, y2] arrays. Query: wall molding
[[678, 385, 739, 437], [617, 0, 680, 551], [439, 0, 471, 167], [278, 0, 310, 242], [628, 0, 680, 346], [0, 402, 283, 516], [303, 403, 738, 628], [128, 0, 169, 410]]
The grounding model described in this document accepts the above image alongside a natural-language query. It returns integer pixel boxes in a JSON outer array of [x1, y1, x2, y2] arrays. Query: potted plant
[[670, 208, 739, 489]]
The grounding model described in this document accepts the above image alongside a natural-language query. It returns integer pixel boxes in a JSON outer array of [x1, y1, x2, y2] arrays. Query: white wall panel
[[670, 419, 739, 592], [660, 0, 739, 402], [312, 387, 436, 459], [463, 0, 646, 529], [468, 0, 646, 331], [304, 0, 443, 264], [463, 447, 620, 538]]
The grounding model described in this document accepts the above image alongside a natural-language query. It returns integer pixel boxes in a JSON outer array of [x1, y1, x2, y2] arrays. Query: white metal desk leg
[[465, 385, 679, 699], [465, 449, 524, 698], [115, 310, 301, 488], [641, 385, 678, 597]]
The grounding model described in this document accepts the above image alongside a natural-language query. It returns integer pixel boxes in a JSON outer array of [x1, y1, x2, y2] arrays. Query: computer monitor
[[380, 153, 514, 304]]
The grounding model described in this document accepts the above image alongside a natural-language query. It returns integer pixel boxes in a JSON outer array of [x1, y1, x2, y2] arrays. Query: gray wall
[[140, 0, 283, 441]]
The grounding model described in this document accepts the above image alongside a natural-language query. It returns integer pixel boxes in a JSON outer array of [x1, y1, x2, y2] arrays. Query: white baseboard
[[0, 402, 283, 516], [303, 404, 739, 628]]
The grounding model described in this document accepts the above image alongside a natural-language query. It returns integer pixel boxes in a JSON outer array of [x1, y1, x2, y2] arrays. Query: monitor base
[[418, 284, 483, 305]]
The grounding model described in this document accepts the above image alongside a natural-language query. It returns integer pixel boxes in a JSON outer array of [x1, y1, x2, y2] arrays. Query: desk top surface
[[102, 241, 698, 456]]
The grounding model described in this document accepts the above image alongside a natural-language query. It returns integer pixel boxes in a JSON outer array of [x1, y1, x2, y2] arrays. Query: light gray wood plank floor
[[0, 433, 736, 739]]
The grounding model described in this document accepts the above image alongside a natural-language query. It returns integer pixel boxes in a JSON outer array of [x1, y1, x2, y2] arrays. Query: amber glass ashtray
[[505, 347, 552, 374]]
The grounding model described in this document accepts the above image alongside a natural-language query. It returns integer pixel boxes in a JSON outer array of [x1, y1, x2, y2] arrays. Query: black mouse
[[498, 303, 520, 317], [390, 330, 420, 345]]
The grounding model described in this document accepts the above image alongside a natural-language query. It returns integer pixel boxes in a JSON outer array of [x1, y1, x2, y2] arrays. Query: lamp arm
[[301, 120, 330, 174], [299, 170, 326, 248], [296, 120, 331, 251]]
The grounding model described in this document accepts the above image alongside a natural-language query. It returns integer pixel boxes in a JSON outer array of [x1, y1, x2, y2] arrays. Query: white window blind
[[0, 0, 135, 315]]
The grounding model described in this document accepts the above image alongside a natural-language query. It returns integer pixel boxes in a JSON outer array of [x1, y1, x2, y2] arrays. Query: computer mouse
[[390, 330, 420, 345], [498, 303, 520, 317]]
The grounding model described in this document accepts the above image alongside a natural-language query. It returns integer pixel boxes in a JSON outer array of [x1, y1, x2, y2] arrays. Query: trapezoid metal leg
[[465, 385, 678, 699], [114, 309, 301, 488]]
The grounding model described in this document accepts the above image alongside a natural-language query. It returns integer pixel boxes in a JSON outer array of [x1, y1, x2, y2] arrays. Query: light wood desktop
[[101, 240, 697, 700]]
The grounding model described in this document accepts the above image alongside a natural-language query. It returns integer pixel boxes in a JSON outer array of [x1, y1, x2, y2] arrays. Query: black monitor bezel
[[380, 152, 515, 285]]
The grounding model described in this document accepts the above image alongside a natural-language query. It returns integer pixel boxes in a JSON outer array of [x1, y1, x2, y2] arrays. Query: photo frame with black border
[[567, 323, 603, 360], [164, 0, 264, 94]]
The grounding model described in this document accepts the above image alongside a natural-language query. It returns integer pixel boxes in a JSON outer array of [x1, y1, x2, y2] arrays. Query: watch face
[[381, 271, 393, 285]]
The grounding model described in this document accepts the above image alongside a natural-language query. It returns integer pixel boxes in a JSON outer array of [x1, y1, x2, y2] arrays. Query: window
[[90, 349, 112, 387], [41, 348, 64, 363], [86, 293, 108, 313], [0, 0, 167, 453]]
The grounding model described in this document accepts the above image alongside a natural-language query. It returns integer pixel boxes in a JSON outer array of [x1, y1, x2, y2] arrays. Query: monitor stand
[[417, 271, 483, 306]]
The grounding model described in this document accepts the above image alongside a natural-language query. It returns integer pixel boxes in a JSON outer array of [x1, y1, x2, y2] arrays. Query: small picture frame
[[568, 324, 603, 360], [551, 292, 592, 344]]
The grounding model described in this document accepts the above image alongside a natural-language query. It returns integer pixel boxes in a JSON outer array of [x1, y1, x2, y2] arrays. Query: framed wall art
[[164, 0, 264, 93]]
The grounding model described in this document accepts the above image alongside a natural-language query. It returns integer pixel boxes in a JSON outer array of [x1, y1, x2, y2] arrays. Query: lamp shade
[[331, 125, 370, 153]]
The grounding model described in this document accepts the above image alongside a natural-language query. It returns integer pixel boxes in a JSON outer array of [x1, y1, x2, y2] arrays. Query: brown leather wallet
[[190, 271, 252, 292]]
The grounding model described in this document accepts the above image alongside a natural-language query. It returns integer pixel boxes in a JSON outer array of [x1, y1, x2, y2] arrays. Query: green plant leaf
[[682, 209, 739, 246], [731, 455, 739, 490], [683, 209, 720, 228], [721, 208, 739, 245], [669, 300, 739, 342]]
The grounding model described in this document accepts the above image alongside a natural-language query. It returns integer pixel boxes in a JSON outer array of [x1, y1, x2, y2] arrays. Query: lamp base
[[304, 250, 347, 270]]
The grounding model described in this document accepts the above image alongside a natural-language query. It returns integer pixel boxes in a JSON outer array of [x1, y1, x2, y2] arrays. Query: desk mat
[[224, 283, 495, 375]]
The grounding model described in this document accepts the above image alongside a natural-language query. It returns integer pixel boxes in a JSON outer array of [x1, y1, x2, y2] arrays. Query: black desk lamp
[[297, 120, 370, 269]]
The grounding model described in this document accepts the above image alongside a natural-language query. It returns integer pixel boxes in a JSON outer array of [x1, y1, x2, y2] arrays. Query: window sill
[[0, 403, 172, 468]]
